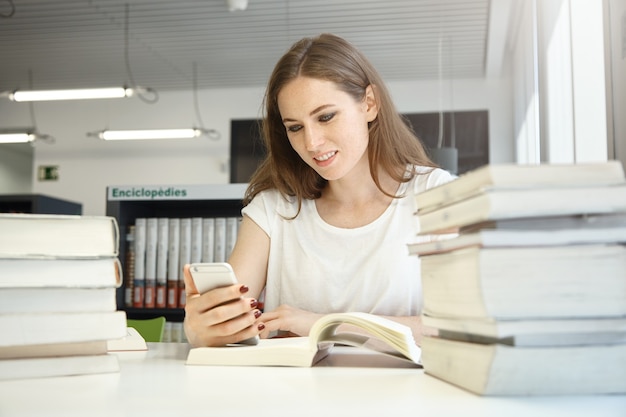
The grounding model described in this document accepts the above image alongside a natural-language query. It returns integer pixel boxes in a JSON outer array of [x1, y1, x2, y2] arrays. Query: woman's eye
[[319, 112, 335, 122], [287, 125, 302, 133]]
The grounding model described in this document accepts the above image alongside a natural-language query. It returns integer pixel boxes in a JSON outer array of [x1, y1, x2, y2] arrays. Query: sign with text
[[107, 184, 247, 201]]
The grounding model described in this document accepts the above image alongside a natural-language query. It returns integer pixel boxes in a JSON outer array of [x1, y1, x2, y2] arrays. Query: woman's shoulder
[[245, 188, 299, 214], [409, 166, 456, 193]]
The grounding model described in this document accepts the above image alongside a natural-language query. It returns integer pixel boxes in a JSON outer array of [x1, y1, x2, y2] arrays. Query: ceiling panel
[[0, 0, 490, 93]]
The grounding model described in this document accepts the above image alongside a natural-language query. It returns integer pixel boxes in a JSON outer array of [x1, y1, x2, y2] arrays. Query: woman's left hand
[[258, 304, 323, 338]]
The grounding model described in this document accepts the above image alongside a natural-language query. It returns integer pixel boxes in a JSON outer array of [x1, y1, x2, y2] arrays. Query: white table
[[1, 343, 625, 417]]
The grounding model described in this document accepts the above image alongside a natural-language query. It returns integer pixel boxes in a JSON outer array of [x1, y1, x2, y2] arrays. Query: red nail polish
[[250, 299, 258, 308], [254, 309, 262, 319], [239, 285, 249, 294], [258, 323, 265, 331]]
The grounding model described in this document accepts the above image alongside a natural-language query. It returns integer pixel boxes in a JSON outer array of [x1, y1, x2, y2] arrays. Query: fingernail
[[250, 299, 258, 308], [258, 323, 265, 331], [254, 309, 262, 319], [240, 285, 249, 294]]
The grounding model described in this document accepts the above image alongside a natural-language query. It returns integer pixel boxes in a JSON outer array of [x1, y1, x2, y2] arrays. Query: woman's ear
[[364, 84, 379, 122]]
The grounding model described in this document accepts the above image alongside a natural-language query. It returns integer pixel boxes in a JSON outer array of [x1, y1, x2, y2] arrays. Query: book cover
[[417, 184, 626, 234], [415, 161, 625, 213], [421, 315, 626, 347], [0, 213, 119, 258], [408, 226, 626, 255]]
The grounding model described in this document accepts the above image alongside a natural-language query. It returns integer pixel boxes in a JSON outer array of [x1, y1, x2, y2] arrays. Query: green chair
[[127, 317, 166, 342]]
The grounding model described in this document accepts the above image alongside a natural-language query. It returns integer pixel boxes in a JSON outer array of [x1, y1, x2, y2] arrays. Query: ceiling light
[[2, 87, 144, 102], [89, 128, 216, 141], [0, 129, 55, 144], [0, 132, 36, 143]]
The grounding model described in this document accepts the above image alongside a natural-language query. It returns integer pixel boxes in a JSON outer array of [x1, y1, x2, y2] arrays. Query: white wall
[[0, 78, 514, 216], [0, 144, 33, 193]]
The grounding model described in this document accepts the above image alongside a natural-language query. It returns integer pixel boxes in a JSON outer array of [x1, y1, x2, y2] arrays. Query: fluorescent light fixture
[[0, 132, 36, 143], [3, 87, 141, 102], [93, 128, 205, 141]]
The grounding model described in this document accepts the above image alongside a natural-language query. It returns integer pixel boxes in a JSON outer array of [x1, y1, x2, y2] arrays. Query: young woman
[[183, 33, 454, 347]]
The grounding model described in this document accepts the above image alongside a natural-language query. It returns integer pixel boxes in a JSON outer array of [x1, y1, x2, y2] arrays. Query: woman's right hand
[[182, 264, 264, 347]]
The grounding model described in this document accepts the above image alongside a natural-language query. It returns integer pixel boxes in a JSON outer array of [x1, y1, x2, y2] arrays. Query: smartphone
[[188, 262, 259, 345], [189, 262, 238, 294]]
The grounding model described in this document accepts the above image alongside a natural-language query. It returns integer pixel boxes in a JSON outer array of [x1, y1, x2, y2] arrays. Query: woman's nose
[[304, 126, 324, 151]]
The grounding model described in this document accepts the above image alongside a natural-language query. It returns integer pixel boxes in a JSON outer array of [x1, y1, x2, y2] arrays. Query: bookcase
[[106, 183, 248, 322], [0, 194, 82, 215]]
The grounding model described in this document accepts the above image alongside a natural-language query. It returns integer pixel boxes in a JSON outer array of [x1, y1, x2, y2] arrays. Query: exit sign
[[38, 165, 59, 181]]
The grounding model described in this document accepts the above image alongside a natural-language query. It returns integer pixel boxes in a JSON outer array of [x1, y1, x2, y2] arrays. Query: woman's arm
[[183, 215, 271, 347]]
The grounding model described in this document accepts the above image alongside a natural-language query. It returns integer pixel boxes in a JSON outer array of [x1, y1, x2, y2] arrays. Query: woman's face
[[277, 76, 378, 181]]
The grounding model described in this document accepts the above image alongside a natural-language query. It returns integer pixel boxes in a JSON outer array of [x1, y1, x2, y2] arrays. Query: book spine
[[143, 218, 158, 308], [190, 217, 203, 264], [201, 217, 215, 263], [214, 217, 226, 262], [124, 225, 136, 308], [167, 218, 181, 309], [132, 218, 147, 308], [155, 218, 169, 309], [178, 218, 192, 308]]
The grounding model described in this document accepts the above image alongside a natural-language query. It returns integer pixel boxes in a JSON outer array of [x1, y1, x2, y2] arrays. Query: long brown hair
[[244, 33, 436, 208]]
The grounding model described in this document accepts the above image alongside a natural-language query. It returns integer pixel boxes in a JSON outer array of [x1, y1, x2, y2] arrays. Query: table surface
[[1, 343, 625, 417]]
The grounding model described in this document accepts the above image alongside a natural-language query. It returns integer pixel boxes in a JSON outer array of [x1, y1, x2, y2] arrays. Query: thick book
[[0, 257, 122, 288], [421, 315, 626, 347], [186, 312, 421, 367], [416, 184, 626, 234], [420, 244, 626, 319], [408, 226, 626, 255], [0, 353, 120, 380], [0, 213, 119, 258], [458, 212, 626, 233], [0, 287, 117, 314], [0, 311, 127, 347], [0, 340, 108, 359], [414, 161, 625, 213], [421, 336, 626, 395]]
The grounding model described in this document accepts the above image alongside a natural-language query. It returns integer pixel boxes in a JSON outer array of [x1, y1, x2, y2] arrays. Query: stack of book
[[409, 161, 626, 395], [0, 213, 127, 380]]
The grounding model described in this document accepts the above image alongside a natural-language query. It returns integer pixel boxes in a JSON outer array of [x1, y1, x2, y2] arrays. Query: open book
[[186, 312, 421, 367]]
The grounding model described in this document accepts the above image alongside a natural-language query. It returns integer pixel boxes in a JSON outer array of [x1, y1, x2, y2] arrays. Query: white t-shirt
[[241, 167, 454, 316]]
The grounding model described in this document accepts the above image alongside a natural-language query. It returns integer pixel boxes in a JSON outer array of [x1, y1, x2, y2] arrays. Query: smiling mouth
[[314, 151, 337, 161]]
